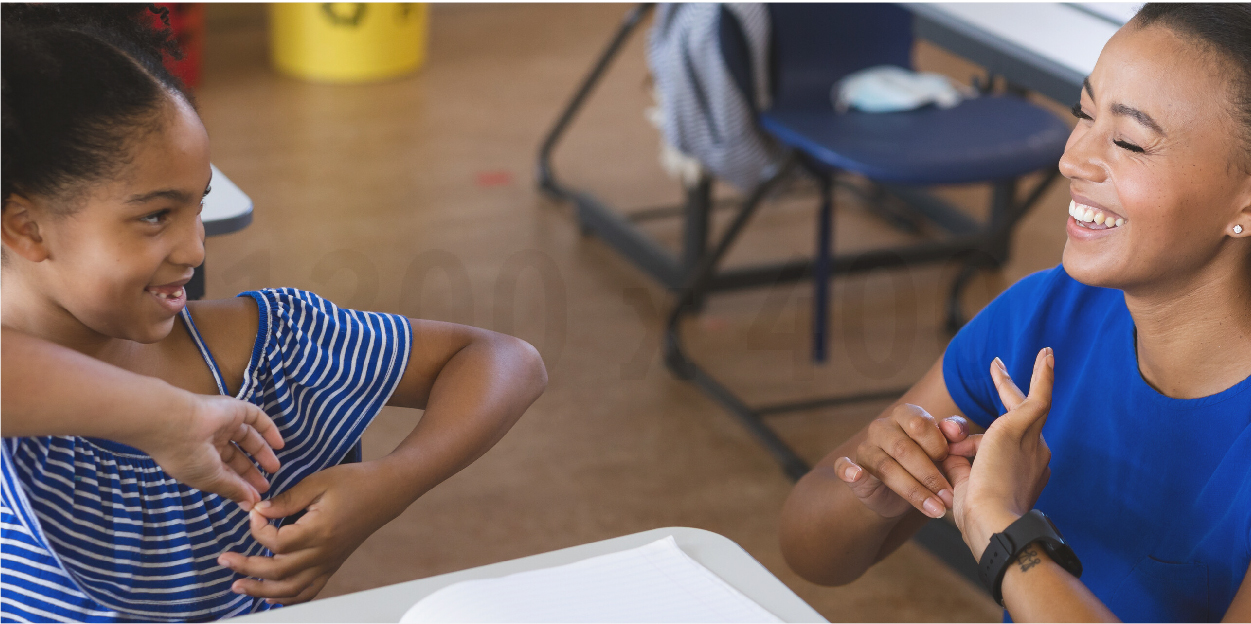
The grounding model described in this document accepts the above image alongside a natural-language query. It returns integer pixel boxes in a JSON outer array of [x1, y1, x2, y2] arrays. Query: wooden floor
[[199, 5, 1075, 621]]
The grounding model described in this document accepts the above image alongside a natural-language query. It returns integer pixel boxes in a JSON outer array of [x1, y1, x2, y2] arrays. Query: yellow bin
[[270, 3, 428, 83]]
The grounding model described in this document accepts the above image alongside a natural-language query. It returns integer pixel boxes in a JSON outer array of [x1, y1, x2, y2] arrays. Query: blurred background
[[188, 3, 1084, 620]]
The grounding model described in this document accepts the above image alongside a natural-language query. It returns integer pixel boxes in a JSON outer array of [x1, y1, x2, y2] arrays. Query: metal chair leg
[[536, 3, 655, 201], [813, 172, 833, 362]]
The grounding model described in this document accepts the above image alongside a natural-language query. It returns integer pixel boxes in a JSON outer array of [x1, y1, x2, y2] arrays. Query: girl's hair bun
[[2, 3, 192, 204]]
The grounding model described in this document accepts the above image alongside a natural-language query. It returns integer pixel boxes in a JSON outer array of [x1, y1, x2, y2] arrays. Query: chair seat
[[759, 95, 1071, 185]]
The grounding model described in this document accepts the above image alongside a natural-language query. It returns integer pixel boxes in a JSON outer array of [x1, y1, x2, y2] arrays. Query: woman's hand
[[217, 462, 399, 605], [942, 348, 1054, 560], [133, 393, 285, 511], [834, 403, 973, 519]]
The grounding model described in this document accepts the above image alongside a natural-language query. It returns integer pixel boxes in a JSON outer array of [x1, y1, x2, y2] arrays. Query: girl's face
[[1059, 23, 1251, 293], [8, 96, 211, 344]]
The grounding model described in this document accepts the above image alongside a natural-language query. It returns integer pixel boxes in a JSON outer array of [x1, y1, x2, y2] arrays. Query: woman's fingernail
[[993, 357, 1006, 372], [257, 500, 271, 510], [844, 465, 860, 481], [239, 500, 253, 512], [923, 497, 945, 518], [938, 489, 953, 508]]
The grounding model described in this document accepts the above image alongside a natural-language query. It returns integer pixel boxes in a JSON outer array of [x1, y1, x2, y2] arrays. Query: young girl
[[781, 3, 1251, 622], [1, 5, 546, 621]]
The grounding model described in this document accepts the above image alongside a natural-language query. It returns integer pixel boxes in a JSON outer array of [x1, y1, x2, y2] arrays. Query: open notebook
[[399, 536, 783, 623]]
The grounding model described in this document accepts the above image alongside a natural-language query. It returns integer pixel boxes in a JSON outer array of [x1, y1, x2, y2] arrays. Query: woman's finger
[[859, 446, 950, 518], [889, 404, 950, 462], [947, 433, 982, 458], [939, 416, 968, 443], [990, 357, 1026, 412], [1024, 348, 1055, 437]]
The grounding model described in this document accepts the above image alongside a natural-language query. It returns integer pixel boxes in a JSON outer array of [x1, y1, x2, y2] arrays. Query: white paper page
[[400, 536, 783, 623]]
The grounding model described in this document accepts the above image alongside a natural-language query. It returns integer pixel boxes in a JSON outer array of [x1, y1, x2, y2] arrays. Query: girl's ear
[[1, 195, 52, 263]]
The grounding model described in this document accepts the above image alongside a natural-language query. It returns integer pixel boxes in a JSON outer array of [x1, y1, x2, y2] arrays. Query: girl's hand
[[834, 403, 972, 519], [218, 462, 398, 605], [941, 348, 1054, 560], [136, 394, 284, 511]]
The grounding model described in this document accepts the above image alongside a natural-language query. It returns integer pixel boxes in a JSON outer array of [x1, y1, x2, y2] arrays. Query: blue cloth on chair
[[760, 96, 1070, 185]]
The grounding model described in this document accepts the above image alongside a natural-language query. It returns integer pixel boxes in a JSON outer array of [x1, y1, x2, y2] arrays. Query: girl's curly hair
[[2, 3, 193, 206]]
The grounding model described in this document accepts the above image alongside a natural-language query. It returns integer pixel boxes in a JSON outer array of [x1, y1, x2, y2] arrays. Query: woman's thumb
[[940, 454, 972, 493]]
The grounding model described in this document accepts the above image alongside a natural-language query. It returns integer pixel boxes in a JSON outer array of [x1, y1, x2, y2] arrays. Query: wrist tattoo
[[1016, 546, 1042, 573]]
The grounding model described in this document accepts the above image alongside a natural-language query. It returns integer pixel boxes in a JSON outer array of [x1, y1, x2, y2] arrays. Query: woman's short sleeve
[[237, 288, 413, 498], [942, 268, 1060, 429]]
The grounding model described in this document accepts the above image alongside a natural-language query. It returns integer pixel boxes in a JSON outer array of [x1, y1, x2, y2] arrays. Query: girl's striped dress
[[1, 289, 412, 622]]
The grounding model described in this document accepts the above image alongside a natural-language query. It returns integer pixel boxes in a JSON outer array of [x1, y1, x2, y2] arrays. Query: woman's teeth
[[1069, 201, 1124, 229]]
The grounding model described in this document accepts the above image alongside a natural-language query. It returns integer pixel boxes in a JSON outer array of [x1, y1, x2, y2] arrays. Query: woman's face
[[9, 96, 211, 344], [1059, 23, 1251, 293]]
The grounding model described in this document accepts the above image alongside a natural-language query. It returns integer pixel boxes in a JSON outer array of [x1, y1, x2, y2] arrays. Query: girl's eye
[[1070, 102, 1092, 121], [1114, 139, 1145, 154], [140, 210, 170, 225]]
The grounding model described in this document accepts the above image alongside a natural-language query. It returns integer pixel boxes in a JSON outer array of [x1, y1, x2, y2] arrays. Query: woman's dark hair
[[1135, 3, 1251, 164], [1, 4, 191, 206]]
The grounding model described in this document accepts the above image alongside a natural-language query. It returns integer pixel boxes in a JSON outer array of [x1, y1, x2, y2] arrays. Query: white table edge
[[231, 527, 827, 623]]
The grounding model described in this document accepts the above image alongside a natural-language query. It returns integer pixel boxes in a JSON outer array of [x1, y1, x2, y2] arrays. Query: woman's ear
[[1, 195, 52, 262]]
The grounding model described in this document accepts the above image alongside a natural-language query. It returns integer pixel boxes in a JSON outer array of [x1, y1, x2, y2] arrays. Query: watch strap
[[977, 510, 1082, 606]]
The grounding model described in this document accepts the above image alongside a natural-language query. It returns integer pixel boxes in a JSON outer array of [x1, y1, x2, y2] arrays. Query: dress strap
[[179, 307, 230, 396]]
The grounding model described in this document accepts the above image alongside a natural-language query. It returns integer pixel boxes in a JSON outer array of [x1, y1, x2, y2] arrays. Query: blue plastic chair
[[723, 3, 1070, 359]]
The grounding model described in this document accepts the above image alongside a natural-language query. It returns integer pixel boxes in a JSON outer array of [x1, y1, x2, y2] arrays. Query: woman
[[780, 4, 1251, 621]]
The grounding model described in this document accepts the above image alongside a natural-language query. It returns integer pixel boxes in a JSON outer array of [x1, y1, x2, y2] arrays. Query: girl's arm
[[1, 326, 284, 509], [224, 320, 545, 604]]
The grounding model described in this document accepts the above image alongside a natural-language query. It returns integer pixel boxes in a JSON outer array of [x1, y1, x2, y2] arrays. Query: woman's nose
[[1058, 127, 1106, 183]]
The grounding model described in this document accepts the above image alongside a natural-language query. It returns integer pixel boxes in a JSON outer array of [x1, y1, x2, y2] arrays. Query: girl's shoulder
[[183, 296, 260, 396]]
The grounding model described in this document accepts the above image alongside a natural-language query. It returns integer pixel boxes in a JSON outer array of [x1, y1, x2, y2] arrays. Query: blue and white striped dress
[[1, 289, 412, 622]]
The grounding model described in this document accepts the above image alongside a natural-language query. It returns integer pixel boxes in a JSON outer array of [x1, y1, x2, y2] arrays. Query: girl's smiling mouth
[[146, 277, 190, 311]]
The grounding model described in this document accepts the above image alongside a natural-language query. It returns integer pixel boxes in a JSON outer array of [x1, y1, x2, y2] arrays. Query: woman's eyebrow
[[1082, 76, 1166, 136], [1111, 102, 1166, 135]]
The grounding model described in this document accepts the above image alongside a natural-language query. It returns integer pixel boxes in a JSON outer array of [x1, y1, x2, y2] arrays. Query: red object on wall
[[150, 3, 205, 89]]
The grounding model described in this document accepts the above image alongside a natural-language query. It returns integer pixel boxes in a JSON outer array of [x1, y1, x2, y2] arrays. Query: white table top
[[907, 2, 1132, 103], [231, 527, 827, 623], [204, 164, 253, 236], [926, 3, 1121, 77]]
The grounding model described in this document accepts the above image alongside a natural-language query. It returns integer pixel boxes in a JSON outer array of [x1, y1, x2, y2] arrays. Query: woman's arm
[[1, 326, 284, 508], [225, 319, 546, 604], [780, 355, 983, 585], [942, 349, 1118, 622]]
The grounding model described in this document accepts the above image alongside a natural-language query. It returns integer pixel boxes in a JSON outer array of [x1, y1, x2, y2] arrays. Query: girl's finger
[[224, 445, 270, 494], [990, 357, 1027, 412], [233, 424, 281, 474]]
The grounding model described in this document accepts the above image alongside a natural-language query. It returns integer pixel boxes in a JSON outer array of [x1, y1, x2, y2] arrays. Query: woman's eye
[[1114, 139, 1145, 153], [1070, 102, 1092, 121]]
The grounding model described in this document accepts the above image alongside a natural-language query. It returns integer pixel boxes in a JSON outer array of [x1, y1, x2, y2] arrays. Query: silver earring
[[1236, 225, 1245, 234]]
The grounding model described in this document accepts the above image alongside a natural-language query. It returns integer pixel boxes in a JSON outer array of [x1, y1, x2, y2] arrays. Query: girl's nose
[[172, 216, 206, 270]]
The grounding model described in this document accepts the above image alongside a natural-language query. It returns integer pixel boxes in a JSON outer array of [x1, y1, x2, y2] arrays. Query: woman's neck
[[1124, 261, 1251, 399]]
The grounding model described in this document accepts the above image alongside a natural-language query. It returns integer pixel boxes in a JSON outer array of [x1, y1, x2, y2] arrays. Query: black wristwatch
[[977, 509, 1082, 606]]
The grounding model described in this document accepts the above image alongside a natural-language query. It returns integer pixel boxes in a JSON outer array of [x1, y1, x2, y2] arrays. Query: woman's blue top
[[1, 289, 411, 622], [944, 265, 1251, 622]]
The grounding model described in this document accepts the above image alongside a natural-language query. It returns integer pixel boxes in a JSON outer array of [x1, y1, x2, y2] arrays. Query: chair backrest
[[719, 3, 915, 112]]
